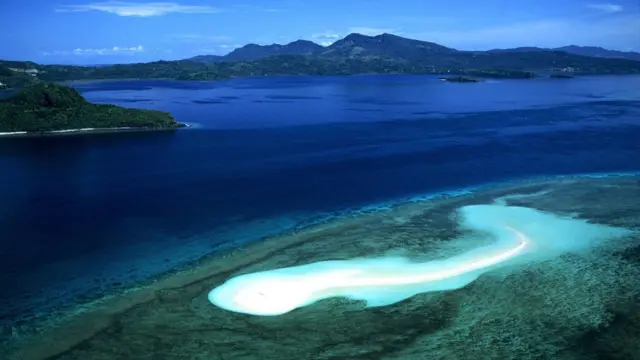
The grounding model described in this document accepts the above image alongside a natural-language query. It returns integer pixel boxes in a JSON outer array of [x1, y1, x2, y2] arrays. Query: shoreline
[[1, 73, 637, 95], [0, 124, 189, 138], [47, 73, 634, 87], [39, 73, 640, 88], [4, 172, 639, 360], [57, 78, 176, 85], [46, 72, 640, 85]]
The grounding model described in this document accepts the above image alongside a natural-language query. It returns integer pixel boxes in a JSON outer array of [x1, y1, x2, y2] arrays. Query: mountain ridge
[[187, 33, 640, 63], [2, 32, 640, 89], [488, 44, 640, 61], [191, 39, 325, 63]]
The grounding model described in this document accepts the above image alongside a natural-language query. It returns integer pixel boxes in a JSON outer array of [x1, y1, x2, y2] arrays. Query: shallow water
[[1, 75, 639, 358], [6, 175, 640, 360]]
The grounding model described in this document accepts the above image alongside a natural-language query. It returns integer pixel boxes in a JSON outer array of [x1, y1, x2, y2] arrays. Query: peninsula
[[0, 83, 184, 134]]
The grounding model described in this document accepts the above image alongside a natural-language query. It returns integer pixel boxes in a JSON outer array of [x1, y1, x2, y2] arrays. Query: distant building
[[551, 66, 577, 73], [7, 68, 40, 76]]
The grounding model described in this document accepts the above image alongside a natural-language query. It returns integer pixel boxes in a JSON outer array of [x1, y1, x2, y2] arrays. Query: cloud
[[217, 44, 242, 49], [309, 28, 401, 46], [55, 1, 223, 17], [311, 31, 341, 46], [348, 27, 399, 36], [191, 44, 242, 54], [587, 3, 624, 13], [44, 45, 144, 56]]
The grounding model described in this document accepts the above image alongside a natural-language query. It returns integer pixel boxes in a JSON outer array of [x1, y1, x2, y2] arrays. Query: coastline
[[4, 173, 638, 360], [18, 72, 640, 91], [0, 124, 189, 138], [57, 78, 176, 85]]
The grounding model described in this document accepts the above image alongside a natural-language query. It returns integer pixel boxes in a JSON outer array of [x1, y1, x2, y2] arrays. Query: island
[[462, 69, 537, 79], [550, 73, 575, 79], [1, 33, 638, 89], [439, 76, 482, 83], [0, 83, 184, 135]]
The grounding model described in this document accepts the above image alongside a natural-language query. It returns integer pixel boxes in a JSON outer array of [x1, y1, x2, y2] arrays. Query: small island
[[550, 73, 575, 79], [463, 69, 537, 79], [0, 83, 184, 135], [439, 76, 482, 83]]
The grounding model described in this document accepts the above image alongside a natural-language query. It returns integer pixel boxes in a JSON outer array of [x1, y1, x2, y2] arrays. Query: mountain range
[[188, 33, 640, 63], [488, 45, 640, 61], [2, 33, 640, 89]]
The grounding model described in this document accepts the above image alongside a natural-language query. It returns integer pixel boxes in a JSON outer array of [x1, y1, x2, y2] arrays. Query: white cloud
[[217, 44, 242, 49], [192, 44, 241, 54], [312, 31, 340, 40], [587, 3, 624, 13], [308, 27, 400, 46], [311, 31, 341, 46], [55, 1, 223, 17], [44, 45, 144, 56], [348, 27, 399, 36]]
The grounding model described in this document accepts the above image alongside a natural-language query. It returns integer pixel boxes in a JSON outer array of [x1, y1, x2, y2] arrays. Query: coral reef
[[4, 175, 640, 360]]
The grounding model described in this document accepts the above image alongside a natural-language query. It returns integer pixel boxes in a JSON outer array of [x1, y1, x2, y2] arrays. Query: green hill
[[1, 33, 639, 87], [317, 33, 457, 60], [0, 65, 40, 89], [0, 83, 183, 134], [185, 33, 640, 75]]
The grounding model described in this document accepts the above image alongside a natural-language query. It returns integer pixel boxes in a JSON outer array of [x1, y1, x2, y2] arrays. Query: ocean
[[1, 74, 639, 359]]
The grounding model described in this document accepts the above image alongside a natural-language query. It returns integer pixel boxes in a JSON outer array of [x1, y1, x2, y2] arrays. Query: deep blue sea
[[1, 74, 639, 324]]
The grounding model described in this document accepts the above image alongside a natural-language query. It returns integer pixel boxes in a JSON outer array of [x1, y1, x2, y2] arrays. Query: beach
[[0, 125, 188, 138]]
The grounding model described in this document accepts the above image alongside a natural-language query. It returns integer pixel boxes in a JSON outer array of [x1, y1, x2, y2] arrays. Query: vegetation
[[489, 45, 640, 61], [553, 45, 640, 61], [0, 65, 39, 89], [0, 83, 183, 133], [0, 33, 638, 88], [5, 177, 639, 360]]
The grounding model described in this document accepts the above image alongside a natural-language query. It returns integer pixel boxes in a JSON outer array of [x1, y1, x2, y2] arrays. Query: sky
[[0, 0, 638, 64]]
